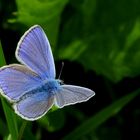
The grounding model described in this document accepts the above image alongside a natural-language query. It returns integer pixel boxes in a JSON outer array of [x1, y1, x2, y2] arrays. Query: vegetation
[[0, 0, 140, 139]]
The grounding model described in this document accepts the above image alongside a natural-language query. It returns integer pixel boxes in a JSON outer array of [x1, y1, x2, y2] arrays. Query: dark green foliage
[[0, 0, 140, 139]]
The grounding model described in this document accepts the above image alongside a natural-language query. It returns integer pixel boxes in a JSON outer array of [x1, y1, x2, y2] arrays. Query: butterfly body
[[42, 79, 61, 96], [0, 25, 95, 121], [18, 79, 61, 102]]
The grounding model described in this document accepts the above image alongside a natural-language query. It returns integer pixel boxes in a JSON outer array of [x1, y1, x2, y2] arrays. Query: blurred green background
[[0, 0, 140, 140]]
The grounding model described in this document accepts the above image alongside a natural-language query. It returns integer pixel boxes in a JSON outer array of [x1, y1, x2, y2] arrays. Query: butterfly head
[[56, 79, 64, 85]]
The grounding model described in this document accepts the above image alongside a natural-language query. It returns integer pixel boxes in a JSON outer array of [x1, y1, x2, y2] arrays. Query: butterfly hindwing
[[13, 91, 54, 120], [16, 25, 56, 79], [55, 85, 95, 108]]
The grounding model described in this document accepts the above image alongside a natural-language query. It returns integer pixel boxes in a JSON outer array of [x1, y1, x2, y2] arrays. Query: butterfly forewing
[[0, 64, 41, 102], [16, 25, 56, 79]]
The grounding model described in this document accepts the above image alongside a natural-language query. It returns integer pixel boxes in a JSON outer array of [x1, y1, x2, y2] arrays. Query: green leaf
[[21, 123, 36, 140], [58, 40, 87, 60], [12, 0, 68, 47], [0, 117, 7, 137], [62, 89, 140, 140], [38, 109, 65, 132], [58, 1, 140, 82], [0, 42, 6, 66], [0, 42, 18, 140]]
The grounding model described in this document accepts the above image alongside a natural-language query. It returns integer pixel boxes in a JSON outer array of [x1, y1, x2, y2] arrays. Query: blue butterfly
[[0, 25, 95, 121]]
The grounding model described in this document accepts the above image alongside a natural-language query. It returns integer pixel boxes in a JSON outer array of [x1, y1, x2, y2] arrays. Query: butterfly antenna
[[58, 62, 64, 79]]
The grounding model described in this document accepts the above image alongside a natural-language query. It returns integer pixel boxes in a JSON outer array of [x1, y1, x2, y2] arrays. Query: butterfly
[[0, 25, 95, 121]]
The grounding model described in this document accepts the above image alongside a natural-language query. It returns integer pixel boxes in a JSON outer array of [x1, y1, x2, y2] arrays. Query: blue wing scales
[[16, 25, 55, 79], [13, 91, 54, 120], [0, 64, 41, 102], [55, 85, 95, 108]]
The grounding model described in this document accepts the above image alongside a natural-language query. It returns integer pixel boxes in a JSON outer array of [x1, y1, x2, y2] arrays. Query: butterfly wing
[[16, 25, 55, 79], [13, 91, 54, 121], [0, 64, 41, 102], [55, 85, 95, 108]]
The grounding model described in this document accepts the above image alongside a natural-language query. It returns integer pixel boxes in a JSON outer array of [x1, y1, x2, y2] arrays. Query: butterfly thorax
[[42, 79, 61, 95]]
